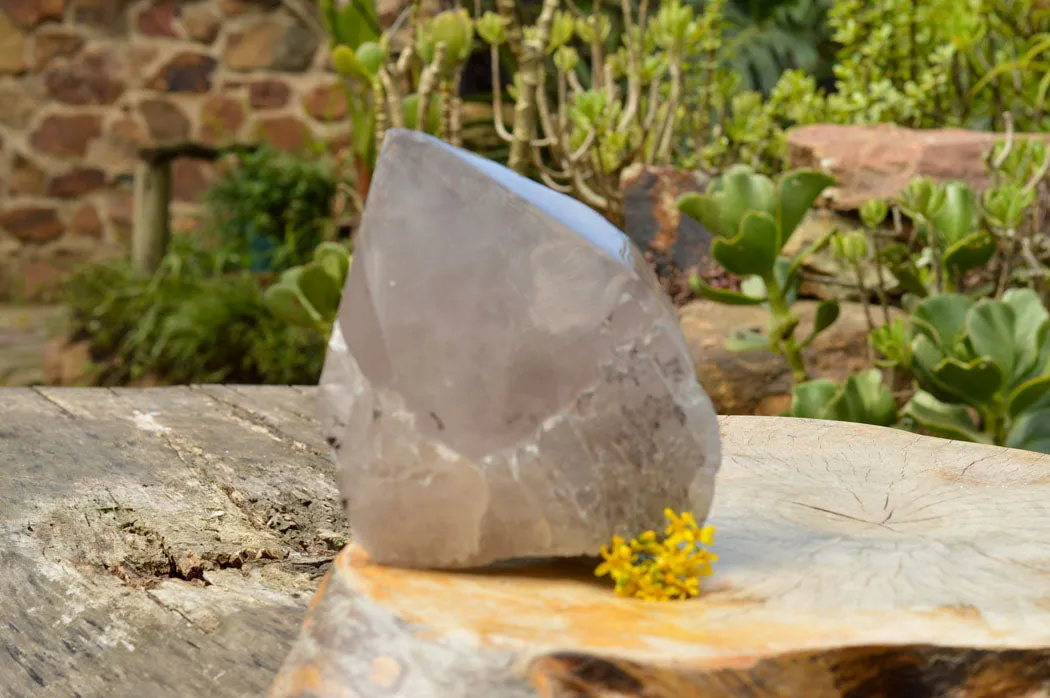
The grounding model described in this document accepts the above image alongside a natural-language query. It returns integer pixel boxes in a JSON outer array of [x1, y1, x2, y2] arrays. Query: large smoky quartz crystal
[[317, 129, 721, 569]]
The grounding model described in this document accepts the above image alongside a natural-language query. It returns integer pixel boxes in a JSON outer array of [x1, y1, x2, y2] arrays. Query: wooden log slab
[[0, 386, 348, 698], [270, 417, 1050, 698]]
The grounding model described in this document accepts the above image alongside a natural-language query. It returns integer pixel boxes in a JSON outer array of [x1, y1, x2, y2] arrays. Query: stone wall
[[0, 0, 349, 300]]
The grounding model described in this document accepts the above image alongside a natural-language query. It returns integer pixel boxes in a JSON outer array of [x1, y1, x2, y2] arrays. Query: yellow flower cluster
[[595, 508, 717, 601]]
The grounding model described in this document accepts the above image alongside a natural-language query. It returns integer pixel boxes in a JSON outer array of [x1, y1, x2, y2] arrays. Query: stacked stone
[[0, 0, 353, 299]]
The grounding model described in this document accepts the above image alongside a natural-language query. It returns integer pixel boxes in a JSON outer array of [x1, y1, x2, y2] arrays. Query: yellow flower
[[595, 509, 719, 601]]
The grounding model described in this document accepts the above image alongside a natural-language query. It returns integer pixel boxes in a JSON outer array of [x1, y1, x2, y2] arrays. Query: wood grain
[[0, 386, 346, 698], [271, 417, 1050, 698]]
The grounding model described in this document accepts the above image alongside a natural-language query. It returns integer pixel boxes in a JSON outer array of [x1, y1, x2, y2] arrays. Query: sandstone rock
[[317, 128, 721, 569], [70, 202, 103, 237], [48, 167, 107, 198], [136, 0, 178, 36], [224, 16, 318, 72], [0, 206, 64, 243], [180, 2, 221, 43], [302, 82, 347, 122], [31, 114, 102, 157], [2, 0, 64, 26], [70, 0, 134, 30], [0, 10, 27, 74], [787, 124, 1050, 210], [33, 29, 86, 68], [0, 80, 36, 129], [273, 419, 1050, 698], [19, 257, 66, 299], [140, 98, 190, 141], [199, 94, 245, 144], [249, 79, 291, 109], [253, 115, 309, 152], [149, 52, 216, 93], [171, 158, 213, 203], [10, 153, 47, 196], [44, 49, 125, 105], [678, 299, 897, 416]]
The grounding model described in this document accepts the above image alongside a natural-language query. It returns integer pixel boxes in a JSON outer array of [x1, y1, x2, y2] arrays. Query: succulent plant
[[263, 242, 352, 334]]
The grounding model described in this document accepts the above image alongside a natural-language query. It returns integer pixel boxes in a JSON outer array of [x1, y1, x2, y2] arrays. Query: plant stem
[[764, 275, 807, 383]]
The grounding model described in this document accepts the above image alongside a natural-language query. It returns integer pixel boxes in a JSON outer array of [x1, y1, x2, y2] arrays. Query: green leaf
[[678, 191, 726, 237], [801, 298, 840, 348], [721, 166, 777, 238], [879, 243, 928, 297], [725, 326, 769, 352], [776, 169, 835, 249], [942, 232, 996, 279], [314, 242, 351, 287], [339, 0, 380, 49], [910, 334, 963, 404], [264, 284, 321, 329], [688, 276, 765, 305], [297, 264, 343, 321], [1007, 373, 1050, 418], [930, 356, 1004, 406], [902, 391, 991, 444], [1003, 288, 1050, 379], [1005, 407, 1050, 453], [790, 379, 841, 420], [712, 211, 779, 277], [910, 293, 974, 350], [840, 368, 897, 426], [966, 299, 1017, 381], [931, 180, 977, 246]]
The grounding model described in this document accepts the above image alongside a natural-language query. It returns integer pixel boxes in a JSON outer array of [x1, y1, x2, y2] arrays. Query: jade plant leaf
[[790, 379, 841, 420], [942, 232, 996, 279], [1007, 373, 1050, 418], [1005, 407, 1050, 454], [688, 276, 765, 305], [902, 390, 991, 444], [711, 210, 779, 277], [801, 298, 840, 348], [911, 294, 974, 349], [297, 263, 343, 320], [966, 299, 1017, 382], [931, 181, 977, 246], [840, 368, 897, 426], [1003, 288, 1050, 379], [776, 170, 835, 250], [930, 356, 1004, 406], [721, 166, 776, 239], [678, 191, 726, 237], [264, 285, 321, 329]]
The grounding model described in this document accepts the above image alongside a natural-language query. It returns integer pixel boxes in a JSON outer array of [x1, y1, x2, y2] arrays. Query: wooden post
[[132, 159, 172, 276]]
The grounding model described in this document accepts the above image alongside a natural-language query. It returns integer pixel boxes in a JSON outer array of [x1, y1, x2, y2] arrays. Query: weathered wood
[[0, 386, 346, 698], [270, 417, 1050, 698], [131, 161, 171, 276]]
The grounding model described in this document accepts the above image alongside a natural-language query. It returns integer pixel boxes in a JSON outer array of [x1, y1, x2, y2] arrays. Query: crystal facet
[[317, 129, 721, 569]]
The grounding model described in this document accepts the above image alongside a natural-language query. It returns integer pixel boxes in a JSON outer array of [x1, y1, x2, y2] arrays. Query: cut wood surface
[[271, 417, 1050, 698], [0, 386, 347, 698]]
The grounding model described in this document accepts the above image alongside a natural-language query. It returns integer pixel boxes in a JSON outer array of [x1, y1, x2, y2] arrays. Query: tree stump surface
[[0, 386, 347, 698], [270, 417, 1050, 698]]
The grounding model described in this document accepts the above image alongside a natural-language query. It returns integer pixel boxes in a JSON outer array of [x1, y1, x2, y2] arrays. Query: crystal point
[[317, 128, 721, 569]]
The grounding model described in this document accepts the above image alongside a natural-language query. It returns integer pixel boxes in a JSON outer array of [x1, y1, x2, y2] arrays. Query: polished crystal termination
[[317, 128, 722, 569]]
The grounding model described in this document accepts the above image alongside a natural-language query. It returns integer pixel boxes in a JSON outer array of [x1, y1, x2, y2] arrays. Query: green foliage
[[678, 164, 836, 382], [898, 290, 1050, 452], [63, 239, 325, 386], [264, 242, 352, 335], [790, 368, 897, 426], [203, 145, 337, 272]]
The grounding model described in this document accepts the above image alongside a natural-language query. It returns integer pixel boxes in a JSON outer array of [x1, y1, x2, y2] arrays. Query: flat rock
[[317, 129, 721, 569], [787, 124, 1050, 210], [271, 417, 1050, 697]]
